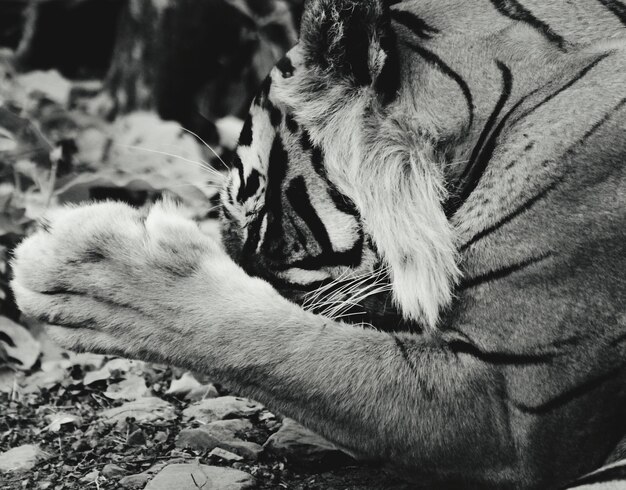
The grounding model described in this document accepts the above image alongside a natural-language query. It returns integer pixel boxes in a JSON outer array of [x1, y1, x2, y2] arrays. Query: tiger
[[10, 0, 626, 488]]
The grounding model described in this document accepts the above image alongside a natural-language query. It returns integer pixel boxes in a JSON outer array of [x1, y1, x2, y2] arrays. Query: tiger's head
[[219, 0, 596, 329]]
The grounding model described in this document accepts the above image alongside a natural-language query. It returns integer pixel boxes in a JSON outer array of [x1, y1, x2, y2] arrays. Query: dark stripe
[[447, 61, 513, 215], [286, 176, 334, 252], [451, 54, 613, 216], [286, 213, 310, 253], [458, 96, 626, 246], [287, 238, 364, 270], [265, 100, 282, 127], [392, 335, 420, 376], [596, 0, 626, 26], [390, 10, 439, 39], [459, 180, 561, 251], [510, 53, 611, 127], [489, 0, 567, 50], [451, 88, 538, 217], [310, 144, 360, 217], [458, 253, 552, 291], [259, 136, 289, 260], [449, 340, 556, 365], [285, 114, 299, 133], [232, 153, 246, 203], [575, 96, 626, 146], [241, 209, 266, 259], [237, 169, 261, 203], [238, 115, 253, 147], [0, 331, 16, 348], [276, 56, 295, 77], [567, 465, 626, 488], [515, 363, 626, 414], [404, 41, 474, 129]]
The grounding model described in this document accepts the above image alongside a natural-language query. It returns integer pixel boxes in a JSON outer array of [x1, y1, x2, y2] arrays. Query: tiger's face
[[220, 45, 394, 325], [219, 0, 604, 328], [219, 0, 463, 328]]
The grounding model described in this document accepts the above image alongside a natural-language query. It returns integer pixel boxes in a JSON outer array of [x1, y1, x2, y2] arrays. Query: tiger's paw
[[10, 200, 230, 357]]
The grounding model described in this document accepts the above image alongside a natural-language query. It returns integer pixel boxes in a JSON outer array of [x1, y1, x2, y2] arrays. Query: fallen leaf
[[44, 412, 82, 432], [105, 374, 149, 401]]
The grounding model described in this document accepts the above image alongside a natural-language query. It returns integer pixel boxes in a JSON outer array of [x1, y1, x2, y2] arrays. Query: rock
[[202, 419, 252, 437], [176, 428, 220, 451], [119, 473, 150, 489], [209, 447, 243, 462], [100, 397, 177, 429], [80, 469, 99, 483], [182, 396, 263, 424], [264, 418, 354, 468], [145, 464, 254, 490], [102, 463, 126, 479], [176, 419, 263, 460], [0, 445, 51, 473]]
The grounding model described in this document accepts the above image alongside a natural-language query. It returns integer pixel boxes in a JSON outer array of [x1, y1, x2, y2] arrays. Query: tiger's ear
[[300, 0, 397, 90]]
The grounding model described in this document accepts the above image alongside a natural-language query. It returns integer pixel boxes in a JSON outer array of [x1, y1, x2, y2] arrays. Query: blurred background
[[0, 0, 303, 359]]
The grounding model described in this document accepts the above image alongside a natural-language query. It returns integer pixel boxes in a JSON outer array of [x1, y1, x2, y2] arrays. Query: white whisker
[[117, 144, 224, 179], [181, 127, 229, 171]]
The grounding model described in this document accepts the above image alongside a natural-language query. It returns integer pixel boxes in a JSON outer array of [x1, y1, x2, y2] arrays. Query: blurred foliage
[[0, 0, 302, 371]]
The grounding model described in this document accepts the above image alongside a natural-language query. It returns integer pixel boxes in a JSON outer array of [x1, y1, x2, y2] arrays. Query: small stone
[[102, 463, 126, 479], [209, 448, 243, 462], [0, 445, 51, 473], [176, 428, 220, 451], [119, 473, 150, 489], [182, 396, 263, 424], [176, 419, 263, 461], [264, 418, 354, 469], [79, 470, 99, 483], [100, 397, 177, 429], [145, 464, 254, 490]]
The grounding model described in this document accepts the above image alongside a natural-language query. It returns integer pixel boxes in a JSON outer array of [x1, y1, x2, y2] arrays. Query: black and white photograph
[[0, 0, 625, 488]]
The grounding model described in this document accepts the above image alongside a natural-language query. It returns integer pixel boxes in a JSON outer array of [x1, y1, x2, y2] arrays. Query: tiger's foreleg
[[11, 201, 514, 484]]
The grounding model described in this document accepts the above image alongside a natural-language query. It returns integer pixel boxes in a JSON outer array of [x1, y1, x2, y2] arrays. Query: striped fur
[[220, 0, 626, 486], [10, 0, 626, 488]]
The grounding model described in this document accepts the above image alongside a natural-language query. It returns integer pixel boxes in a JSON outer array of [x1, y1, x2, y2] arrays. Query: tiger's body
[[11, 0, 626, 488]]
